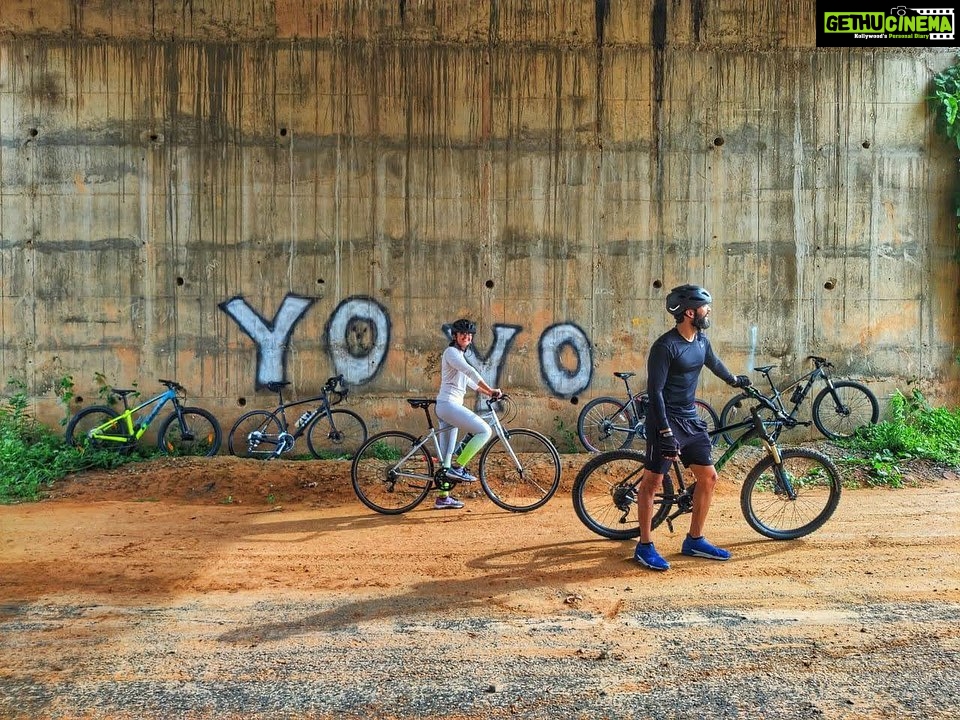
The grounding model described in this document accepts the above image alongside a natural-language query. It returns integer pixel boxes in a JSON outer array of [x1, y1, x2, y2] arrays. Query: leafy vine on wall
[[930, 53, 960, 236]]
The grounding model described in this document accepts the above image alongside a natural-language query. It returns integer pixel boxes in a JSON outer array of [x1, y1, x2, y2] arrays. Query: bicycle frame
[[608, 388, 804, 530], [385, 398, 512, 484], [88, 388, 178, 445], [758, 357, 832, 420]]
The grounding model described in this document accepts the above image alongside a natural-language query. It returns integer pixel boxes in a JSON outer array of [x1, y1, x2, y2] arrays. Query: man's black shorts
[[644, 415, 713, 475]]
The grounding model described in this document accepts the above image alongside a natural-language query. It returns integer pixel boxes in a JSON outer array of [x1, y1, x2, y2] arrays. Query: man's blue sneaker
[[634, 542, 670, 571], [681, 534, 730, 561]]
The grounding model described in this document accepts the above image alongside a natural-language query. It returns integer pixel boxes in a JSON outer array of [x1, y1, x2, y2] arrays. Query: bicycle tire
[[306, 409, 368, 459], [350, 431, 434, 514], [694, 398, 721, 445], [65, 405, 132, 452], [571, 449, 675, 540], [811, 381, 879, 440], [718, 392, 779, 445], [228, 410, 284, 459], [576, 397, 634, 453], [157, 407, 222, 457], [478, 428, 561, 512], [740, 448, 842, 540]]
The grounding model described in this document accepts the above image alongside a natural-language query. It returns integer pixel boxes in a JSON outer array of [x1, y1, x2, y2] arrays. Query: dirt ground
[[1, 451, 959, 719]]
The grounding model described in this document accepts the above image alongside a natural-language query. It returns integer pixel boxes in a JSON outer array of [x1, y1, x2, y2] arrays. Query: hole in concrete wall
[[176, 277, 184, 286], [653, 279, 663, 289], [570, 396, 579, 405], [317, 278, 325, 284], [149, 133, 158, 142], [862, 140, 871, 149], [237, 397, 246, 407], [279, 127, 288, 137], [713, 136, 724, 146], [824, 279, 837, 290], [28, 128, 38, 137], [75, 396, 84, 404], [485, 279, 494, 289]]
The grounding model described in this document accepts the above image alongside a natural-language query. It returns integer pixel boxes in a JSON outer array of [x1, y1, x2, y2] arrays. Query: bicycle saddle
[[753, 365, 776, 374], [614, 372, 636, 379], [112, 388, 137, 397], [266, 381, 291, 393], [407, 398, 436, 409]]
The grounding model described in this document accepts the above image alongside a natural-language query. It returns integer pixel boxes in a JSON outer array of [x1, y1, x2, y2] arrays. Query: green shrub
[[0, 377, 149, 503], [839, 388, 960, 485]]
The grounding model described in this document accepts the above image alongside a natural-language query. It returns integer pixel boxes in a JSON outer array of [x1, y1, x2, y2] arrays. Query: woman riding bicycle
[[434, 318, 503, 510]]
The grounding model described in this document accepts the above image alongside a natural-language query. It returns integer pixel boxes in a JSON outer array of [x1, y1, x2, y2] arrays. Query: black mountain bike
[[572, 385, 842, 541], [718, 356, 879, 444], [576, 371, 720, 453], [227, 375, 368, 459]]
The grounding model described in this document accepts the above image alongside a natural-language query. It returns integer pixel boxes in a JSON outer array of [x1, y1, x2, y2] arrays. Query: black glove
[[729, 374, 752, 388], [659, 429, 679, 460]]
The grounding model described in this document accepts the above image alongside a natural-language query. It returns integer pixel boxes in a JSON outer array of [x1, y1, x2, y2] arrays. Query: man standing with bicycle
[[634, 285, 751, 571]]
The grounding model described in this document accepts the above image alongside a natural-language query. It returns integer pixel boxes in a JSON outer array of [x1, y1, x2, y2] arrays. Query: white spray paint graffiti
[[219, 294, 315, 388], [325, 296, 391, 385], [220, 293, 592, 398], [538, 322, 593, 397]]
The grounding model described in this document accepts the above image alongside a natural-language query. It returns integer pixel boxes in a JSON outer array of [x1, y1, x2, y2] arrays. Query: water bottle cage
[[790, 388, 805, 405]]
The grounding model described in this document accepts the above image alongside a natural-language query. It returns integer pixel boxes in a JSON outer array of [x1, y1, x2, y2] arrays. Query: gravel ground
[[3, 594, 959, 719], [2, 455, 959, 720]]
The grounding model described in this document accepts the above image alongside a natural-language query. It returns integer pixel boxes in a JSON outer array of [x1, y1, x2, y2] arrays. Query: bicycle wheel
[[306, 409, 368, 459], [811, 381, 880, 440], [695, 398, 721, 445], [351, 431, 434, 514], [571, 449, 675, 540], [576, 397, 635, 452], [65, 405, 132, 452], [478, 429, 561, 512], [719, 393, 779, 445], [157, 407, 222, 457], [228, 410, 284, 459], [740, 448, 842, 540]]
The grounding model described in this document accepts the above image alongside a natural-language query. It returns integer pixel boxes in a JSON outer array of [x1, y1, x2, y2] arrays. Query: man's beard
[[693, 314, 711, 330]]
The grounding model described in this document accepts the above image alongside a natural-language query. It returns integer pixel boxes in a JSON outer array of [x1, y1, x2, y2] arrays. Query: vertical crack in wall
[[651, 0, 667, 280]]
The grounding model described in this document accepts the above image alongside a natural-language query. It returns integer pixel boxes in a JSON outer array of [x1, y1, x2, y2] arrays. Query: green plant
[[552, 414, 577, 453], [838, 388, 960, 485], [930, 53, 960, 234], [54, 374, 75, 426], [0, 375, 159, 503]]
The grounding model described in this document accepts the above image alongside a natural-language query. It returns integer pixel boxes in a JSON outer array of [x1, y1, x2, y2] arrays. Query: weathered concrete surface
[[0, 1, 957, 439]]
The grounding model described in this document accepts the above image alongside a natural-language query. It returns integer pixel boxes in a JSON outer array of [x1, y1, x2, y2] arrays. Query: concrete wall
[[1, 0, 958, 441]]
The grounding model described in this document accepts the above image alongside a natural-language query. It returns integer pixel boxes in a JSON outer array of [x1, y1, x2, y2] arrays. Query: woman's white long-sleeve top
[[436, 346, 483, 405]]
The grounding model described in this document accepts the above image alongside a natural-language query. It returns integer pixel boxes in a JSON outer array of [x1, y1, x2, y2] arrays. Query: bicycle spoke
[[740, 448, 841, 540], [571, 450, 675, 540], [351, 432, 434, 514], [479, 429, 560, 512], [577, 398, 634, 452], [812, 381, 879, 440]]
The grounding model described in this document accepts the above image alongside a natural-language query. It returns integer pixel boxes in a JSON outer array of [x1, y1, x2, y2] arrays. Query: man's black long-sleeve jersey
[[646, 328, 735, 427]]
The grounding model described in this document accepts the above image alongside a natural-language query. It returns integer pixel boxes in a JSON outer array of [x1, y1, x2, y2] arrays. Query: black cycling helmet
[[450, 318, 477, 334], [665, 284, 712, 316]]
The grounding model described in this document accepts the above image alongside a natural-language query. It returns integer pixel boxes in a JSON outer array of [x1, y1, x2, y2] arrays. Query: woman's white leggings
[[435, 400, 492, 468]]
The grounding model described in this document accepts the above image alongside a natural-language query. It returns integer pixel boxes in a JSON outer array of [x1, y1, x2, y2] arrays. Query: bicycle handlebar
[[740, 385, 809, 428]]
